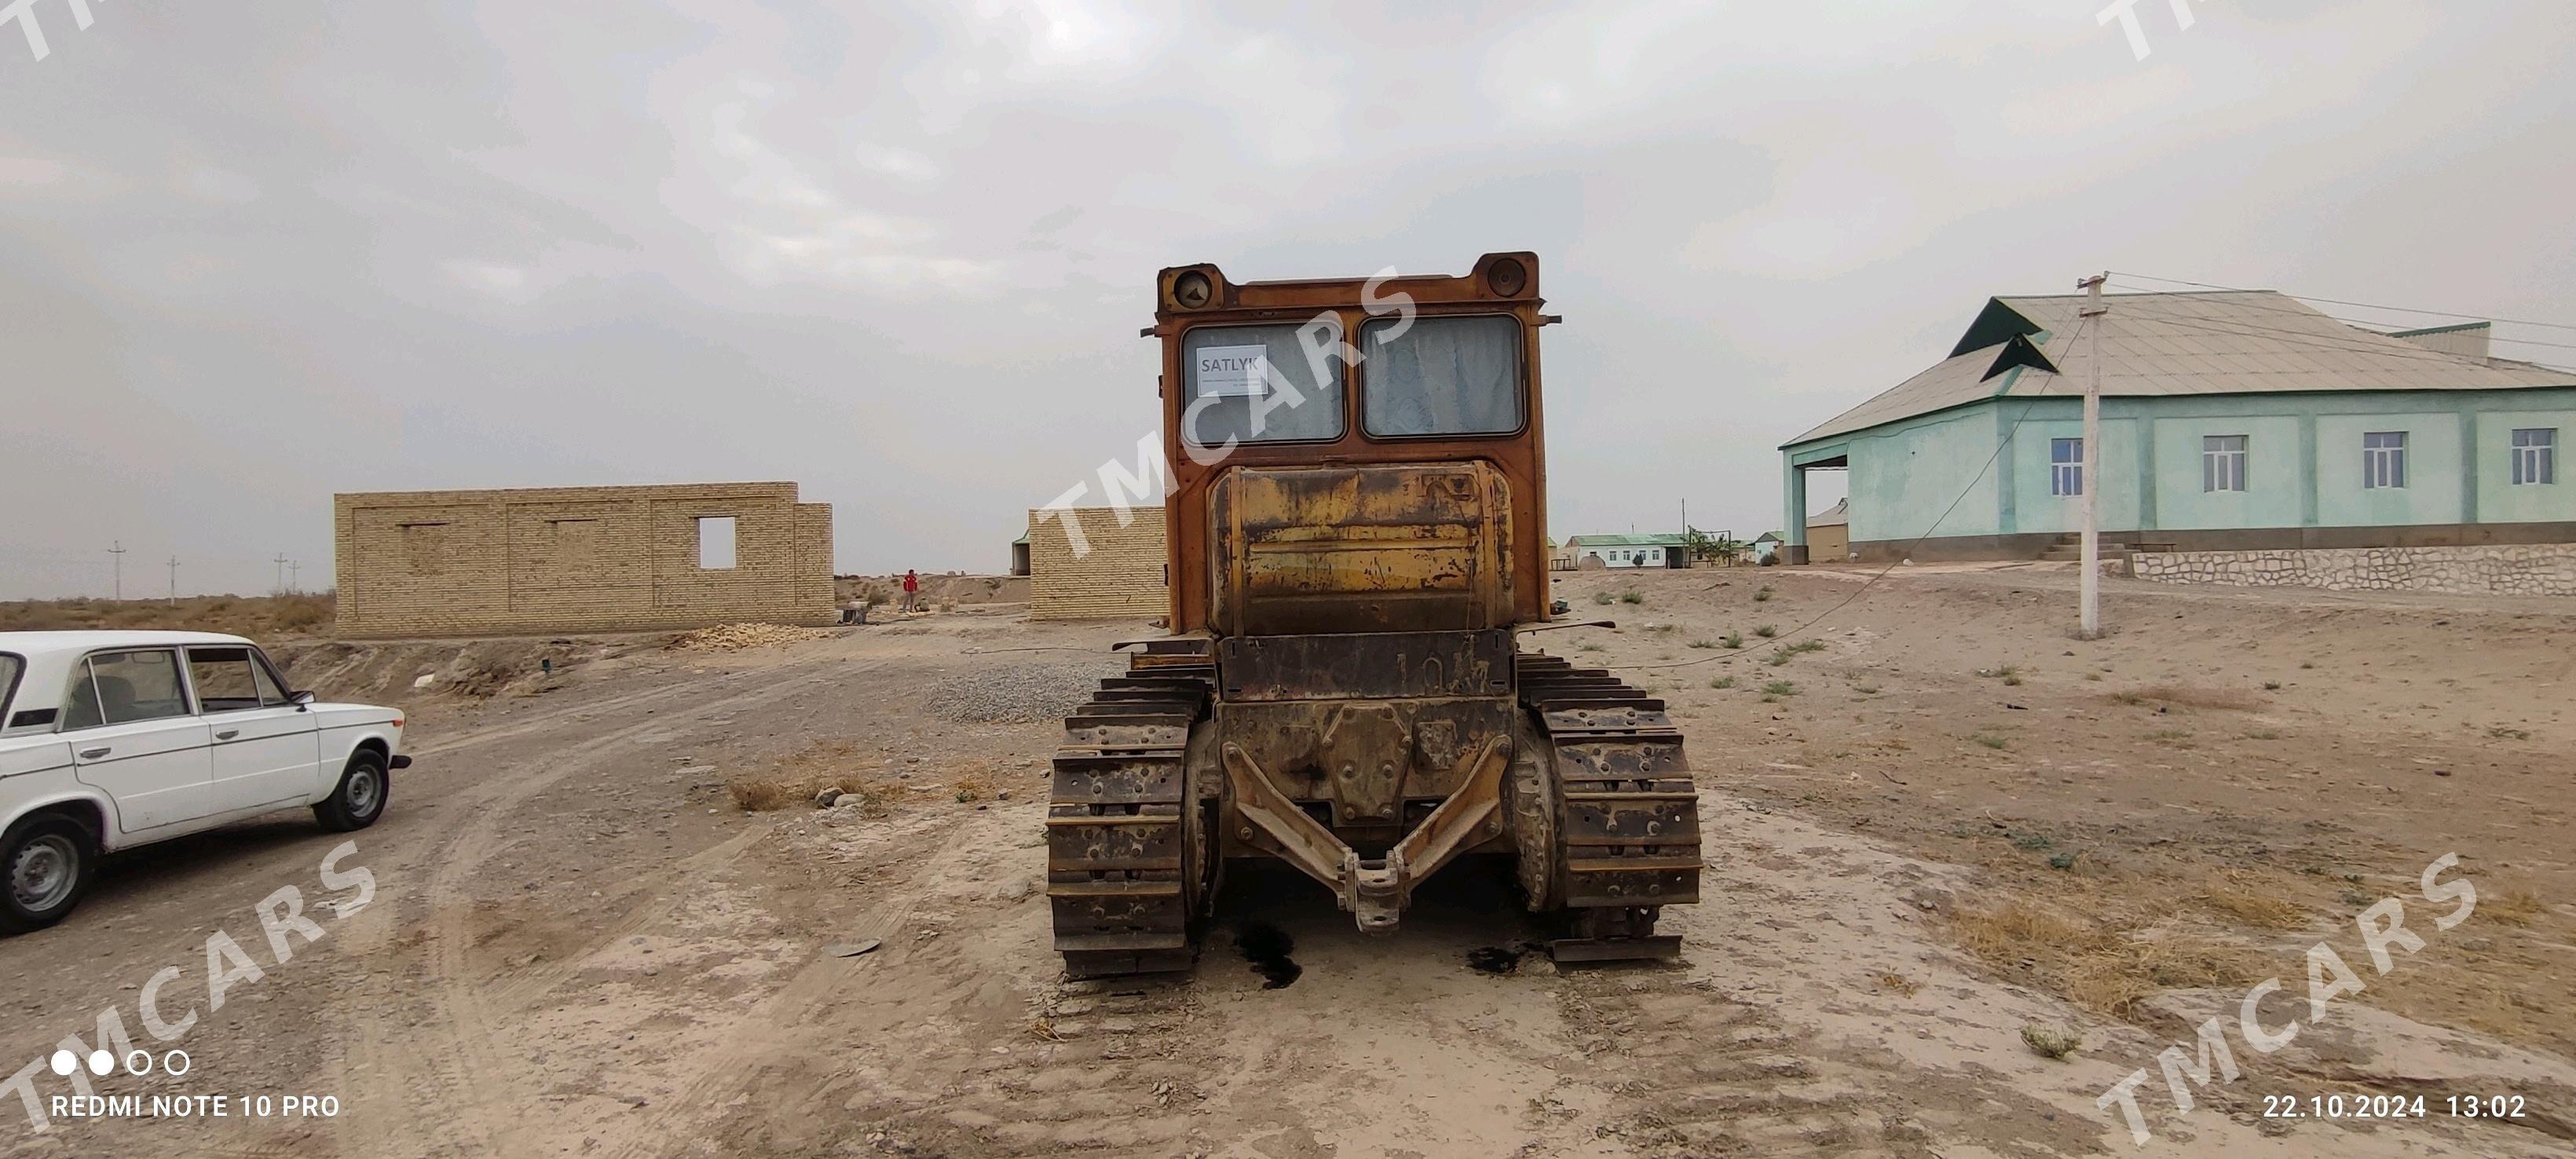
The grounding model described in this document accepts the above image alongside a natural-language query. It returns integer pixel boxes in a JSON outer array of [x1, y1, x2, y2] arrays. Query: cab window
[[188, 646, 285, 713], [1179, 324, 1345, 446], [63, 649, 192, 729], [1360, 315, 1524, 437]]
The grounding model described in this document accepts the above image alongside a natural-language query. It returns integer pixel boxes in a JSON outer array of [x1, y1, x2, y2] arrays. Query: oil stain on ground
[[1235, 921, 1301, 989]]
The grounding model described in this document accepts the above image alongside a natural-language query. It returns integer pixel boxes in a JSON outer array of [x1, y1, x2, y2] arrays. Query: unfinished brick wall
[[335, 483, 836, 638], [1027, 506, 1167, 621]]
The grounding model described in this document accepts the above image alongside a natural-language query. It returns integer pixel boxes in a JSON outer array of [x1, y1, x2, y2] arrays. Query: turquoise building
[[1779, 291, 2574, 563]]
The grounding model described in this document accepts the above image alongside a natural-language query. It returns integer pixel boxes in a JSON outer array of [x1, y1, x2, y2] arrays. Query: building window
[[696, 516, 737, 569], [2050, 437, 2084, 497], [2512, 428, 2557, 485], [2202, 435, 2247, 492], [2362, 431, 2407, 489]]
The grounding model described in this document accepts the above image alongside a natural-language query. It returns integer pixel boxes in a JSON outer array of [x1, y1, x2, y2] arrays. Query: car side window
[[187, 647, 272, 713], [60, 660, 104, 731], [249, 651, 290, 706], [83, 649, 193, 726]]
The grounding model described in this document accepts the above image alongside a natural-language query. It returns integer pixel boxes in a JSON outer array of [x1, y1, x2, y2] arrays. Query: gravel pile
[[929, 661, 1116, 724], [669, 623, 836, 653]]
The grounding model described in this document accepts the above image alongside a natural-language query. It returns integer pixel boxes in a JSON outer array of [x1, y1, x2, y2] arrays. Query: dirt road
[[2, 573, 2570, 1158]]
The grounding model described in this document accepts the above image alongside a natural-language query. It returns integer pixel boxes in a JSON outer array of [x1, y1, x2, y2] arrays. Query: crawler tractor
[[1046, 254, 1702, 977]]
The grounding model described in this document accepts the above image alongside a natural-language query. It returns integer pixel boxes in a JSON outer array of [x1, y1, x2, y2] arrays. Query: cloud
[[2, 0, 2573, 598]]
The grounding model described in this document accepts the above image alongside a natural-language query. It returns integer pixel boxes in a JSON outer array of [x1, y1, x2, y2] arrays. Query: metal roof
[[1785, 291, 2575, 448], [1565, 533, 1687, 547]]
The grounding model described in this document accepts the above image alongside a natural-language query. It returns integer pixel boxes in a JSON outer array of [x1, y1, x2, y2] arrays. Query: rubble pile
[[669, 623, 835, 653]]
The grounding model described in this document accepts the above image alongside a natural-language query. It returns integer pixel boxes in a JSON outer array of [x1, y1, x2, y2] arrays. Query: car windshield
[[1361, 315, 1524, 437]]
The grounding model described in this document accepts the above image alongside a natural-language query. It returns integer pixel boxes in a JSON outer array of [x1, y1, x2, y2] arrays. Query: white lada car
[[0, 631, 408, 934]]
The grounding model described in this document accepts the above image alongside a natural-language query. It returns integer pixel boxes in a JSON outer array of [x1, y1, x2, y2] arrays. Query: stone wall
[[2130, 543, 2576, 598], [1027, 506, 1167, 621], [335, 483, 836, 638]]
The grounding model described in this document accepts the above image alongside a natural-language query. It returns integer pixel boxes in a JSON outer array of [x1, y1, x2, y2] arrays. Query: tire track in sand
[[333, 660, 865, 1158]]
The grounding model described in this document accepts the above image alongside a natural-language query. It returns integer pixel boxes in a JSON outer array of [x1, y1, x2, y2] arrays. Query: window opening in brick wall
[[551, 518, 602, 569], [400, 522, 450, 576], [697, 516, 737, 570]]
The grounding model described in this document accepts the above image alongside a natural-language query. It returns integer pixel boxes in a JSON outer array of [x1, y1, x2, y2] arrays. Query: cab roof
[[0, 630, 258, 656]]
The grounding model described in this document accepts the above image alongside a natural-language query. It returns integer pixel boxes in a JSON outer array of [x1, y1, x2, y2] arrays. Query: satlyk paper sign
[[1194, 345, 1270, 397]]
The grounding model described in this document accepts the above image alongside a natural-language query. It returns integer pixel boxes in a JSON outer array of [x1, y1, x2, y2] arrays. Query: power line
[[1615, 316, 2092, 673], [2108, 271, 2576, 334]]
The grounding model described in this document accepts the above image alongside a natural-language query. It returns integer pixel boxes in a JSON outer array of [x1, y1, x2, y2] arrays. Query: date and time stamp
[[2260, 1092, 2530, 1122]]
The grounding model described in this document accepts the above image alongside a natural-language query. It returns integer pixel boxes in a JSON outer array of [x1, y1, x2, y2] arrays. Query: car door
[[188, 645, 320, 810], [64, 649, 216, 834]]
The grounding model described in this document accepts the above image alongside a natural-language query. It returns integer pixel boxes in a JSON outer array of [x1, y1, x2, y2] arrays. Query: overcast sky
[[5, 1, 2572, 599]]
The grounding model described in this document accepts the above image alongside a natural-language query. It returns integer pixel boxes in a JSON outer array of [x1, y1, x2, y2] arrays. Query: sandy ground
[[1, 571, 2571, 1158]]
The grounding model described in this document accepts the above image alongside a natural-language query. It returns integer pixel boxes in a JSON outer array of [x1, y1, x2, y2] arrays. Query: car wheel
[[315, 750, 390, 832], [1, 813, 95, 935]]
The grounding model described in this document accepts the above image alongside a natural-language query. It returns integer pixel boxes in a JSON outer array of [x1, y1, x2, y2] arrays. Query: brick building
[[334, 482, 836, 638], [1026, 506, 1166, 621]]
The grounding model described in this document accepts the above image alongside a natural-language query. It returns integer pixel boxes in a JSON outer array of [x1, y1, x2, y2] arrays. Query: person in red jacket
[[902, 569, 920, 612]]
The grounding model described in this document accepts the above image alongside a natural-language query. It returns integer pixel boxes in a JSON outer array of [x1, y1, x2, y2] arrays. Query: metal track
[[1516, 652, 1703, 960], [1045, 654, 1216, 979]]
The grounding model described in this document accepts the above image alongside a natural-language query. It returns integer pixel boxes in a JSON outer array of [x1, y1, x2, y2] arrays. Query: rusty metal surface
[[1384, 734, 1513, 898], [1206, 463, 1516, 636], [1217, 629, 1513, 700], [1219, 740, 1352, 898], [1151, 254, 1553, 633], [1220, 732, 1513, 934], [1213, 696, 1513, 822]]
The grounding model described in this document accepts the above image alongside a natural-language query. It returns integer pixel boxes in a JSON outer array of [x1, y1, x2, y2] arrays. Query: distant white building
[[1566, 534, 1689, 569]]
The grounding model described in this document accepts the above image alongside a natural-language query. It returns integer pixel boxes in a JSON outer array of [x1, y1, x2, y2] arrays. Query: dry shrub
[[0, 591, 339, 638], [953, 771, 992, 803], [2194, 873, 2309, 929], [2483, 887, 2550, 927], [1950, 899, 2263, 1016], [2110, 683, 2263, 711], [726, 740, 879, 813], [1950, 900, 2091, 961]]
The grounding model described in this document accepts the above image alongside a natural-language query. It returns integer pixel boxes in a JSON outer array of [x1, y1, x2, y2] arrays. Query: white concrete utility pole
[[166, 557, 180, 607], [273, 553, 289, 594], [2077, 272, 2109, 640], [107, 540, 126, 601]]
